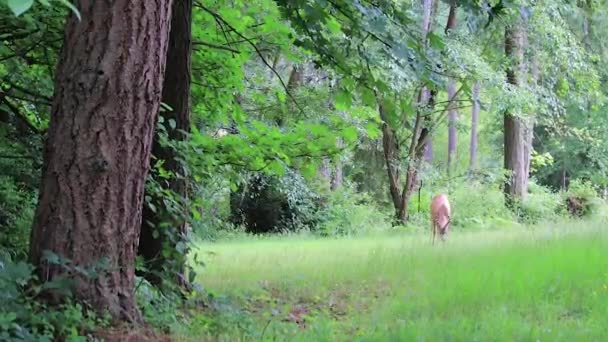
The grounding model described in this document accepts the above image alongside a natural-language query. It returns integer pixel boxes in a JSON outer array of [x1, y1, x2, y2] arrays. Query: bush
[[229, 170, 322, 234], [514, 182, 563, 224], [407, 179, 515, 231], [313, 183, 391, 236], [0, 253, 107, 341], [562, 179, 603, 218]]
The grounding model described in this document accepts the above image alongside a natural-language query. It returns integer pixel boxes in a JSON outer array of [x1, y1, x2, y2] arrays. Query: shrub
[[562, 179, 603, 218], [515, 182, 563, 224], [313, 183, 391, 236], [229, 170, 322, 234], [0, 253, 107, 341]]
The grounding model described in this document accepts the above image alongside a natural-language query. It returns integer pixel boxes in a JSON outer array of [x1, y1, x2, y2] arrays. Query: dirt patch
[[94, 326, 172, 342]]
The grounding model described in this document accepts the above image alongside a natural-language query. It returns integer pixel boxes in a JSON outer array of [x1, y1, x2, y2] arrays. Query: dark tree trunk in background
[[469, 81, 480, 171], [504, 21, 528, 205], [420, 0, 436, 164], [139, 0, 192, 288], [29, 0, 173, 322], [445, 3, 458, 173]]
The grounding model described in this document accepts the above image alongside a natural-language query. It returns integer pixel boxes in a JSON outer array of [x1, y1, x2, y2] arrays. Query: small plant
[[0, 252, 109, 341]]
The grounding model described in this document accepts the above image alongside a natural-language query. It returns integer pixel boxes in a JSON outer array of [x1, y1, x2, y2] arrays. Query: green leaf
[[342, 126, 358, 143], [7, 0, 34, 16], [360, 87, 376, 108], [326, 17, 342, 34], [428, 32, 445, 50], [335, 89, 352, 110]]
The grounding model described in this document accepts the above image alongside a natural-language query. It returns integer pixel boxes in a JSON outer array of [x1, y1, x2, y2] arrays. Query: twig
[[193, 41, 241, 53]]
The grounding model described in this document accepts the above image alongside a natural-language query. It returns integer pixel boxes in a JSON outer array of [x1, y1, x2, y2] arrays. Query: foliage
[[0, 254, 108, 341], [314, 183, 391, 236]]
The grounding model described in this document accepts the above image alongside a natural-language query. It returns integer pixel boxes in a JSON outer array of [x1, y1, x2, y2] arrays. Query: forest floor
[[181, 221, 608, 341]]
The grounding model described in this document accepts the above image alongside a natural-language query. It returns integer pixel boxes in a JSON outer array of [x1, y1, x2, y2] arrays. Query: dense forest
[[1, 0, 608, 340]]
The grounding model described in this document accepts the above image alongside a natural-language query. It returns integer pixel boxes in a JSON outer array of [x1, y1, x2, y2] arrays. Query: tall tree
[[29, 0, 173, 322], [446, 3, 458, 173], [504, 18, 528, 204], [138, 0, 193, 288]]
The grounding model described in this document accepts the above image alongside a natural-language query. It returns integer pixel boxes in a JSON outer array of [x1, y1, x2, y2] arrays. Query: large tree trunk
[[139, 0, 192, 288], [469, 81, 480, 172], [504, 21, 528, 205], [446, 3, 458, 173], [29, 0, 173, 322]]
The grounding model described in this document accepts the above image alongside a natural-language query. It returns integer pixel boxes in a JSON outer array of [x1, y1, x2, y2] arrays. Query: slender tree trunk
[[504, 21, 528, 205], [447, 80, 457, 172], [139, 0, 192, 288], [446, 3, 458, 173], [330, 138, 343, 190], [523, 53, 539, 191], [379, 102, 402, 214], [29, 0, 173, 322], [393, 0, 435, 222], [469, 81, 480, 171], [420, 0, 435, 164]]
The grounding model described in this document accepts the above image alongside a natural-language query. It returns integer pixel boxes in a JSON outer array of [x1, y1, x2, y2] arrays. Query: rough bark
[[446, 3, 458, 173], [29, 0, 173, 322], [469, 81, 480, 171], [504, 22, 528, 205], [139, 0, 192, 288]]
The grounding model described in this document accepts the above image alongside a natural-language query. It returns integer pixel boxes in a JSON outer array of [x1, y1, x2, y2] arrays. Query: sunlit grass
[[189, 221, 608, 340]]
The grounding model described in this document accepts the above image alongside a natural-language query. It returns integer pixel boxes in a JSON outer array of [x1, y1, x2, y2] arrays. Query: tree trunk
[[29, 0, 173, 323], [469, 81, 480, 171], [504, 21, 528, 205], [330, 138, 343, 190], [447, 80, 457, 172], [379, 102, 402, 214], [420, 0, 435, 164], [446, 3, 458, 173], [523, 53, 539, 190], [139, 0, 192, 288]]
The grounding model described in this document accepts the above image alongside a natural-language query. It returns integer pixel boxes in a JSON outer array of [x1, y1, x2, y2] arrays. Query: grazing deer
[[430, 194, 451, 245]]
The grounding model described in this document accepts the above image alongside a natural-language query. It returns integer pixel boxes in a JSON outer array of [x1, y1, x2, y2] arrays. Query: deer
[[430, 194, 451, 245]]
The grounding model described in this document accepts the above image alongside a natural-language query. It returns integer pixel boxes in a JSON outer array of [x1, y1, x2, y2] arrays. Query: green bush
[[314, 183, 391, 236], [515, 182, 563, 224], [407, 179, 515, 231], [562, 179, 603, 218], [0, 253, 107, 341]]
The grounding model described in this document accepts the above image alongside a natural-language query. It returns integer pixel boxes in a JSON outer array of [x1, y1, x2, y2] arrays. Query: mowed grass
[[190, 222, 608, 341]]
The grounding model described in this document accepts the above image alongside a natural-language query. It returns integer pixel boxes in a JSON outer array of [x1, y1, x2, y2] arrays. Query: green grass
[[186, 221, 608, 341]]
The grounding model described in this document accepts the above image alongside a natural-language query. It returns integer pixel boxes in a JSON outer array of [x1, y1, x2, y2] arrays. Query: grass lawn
[[185, 222, 608, 341]]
